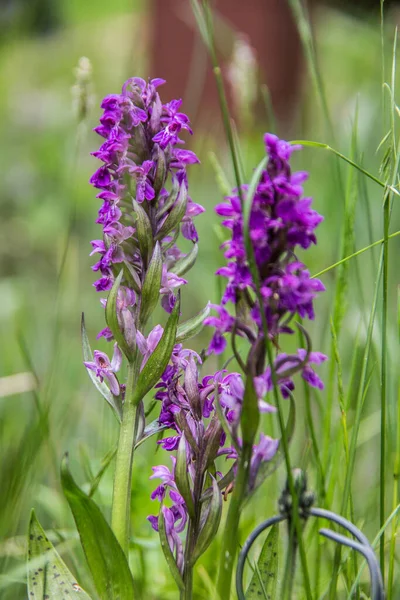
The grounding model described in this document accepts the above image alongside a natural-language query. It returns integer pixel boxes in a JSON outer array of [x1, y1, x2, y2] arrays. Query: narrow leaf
[[134, 419, 168, 450], [105, 271, 133, 360], [176, 302, 210, 343], [27, 510, 92, 600], [132, 199, 154, 265], [172, 243, 199, 277], [191, 477, 222, 565], [245, 524, 279, 599], [241, 375, 260, 446], [139, 242, 163, 326], [132, 294, 180, 405], [88, 446, 117, 498], [61, 455, 135, 600], [81, 314, 122, 422], [174, 433, 195, 518], [158, 508, 185, 591], [155, 181, 188, 240], [157, 177, 180, 219]]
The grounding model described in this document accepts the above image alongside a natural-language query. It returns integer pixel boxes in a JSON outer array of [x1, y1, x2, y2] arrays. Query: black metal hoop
[[236, 507, 384, 600]]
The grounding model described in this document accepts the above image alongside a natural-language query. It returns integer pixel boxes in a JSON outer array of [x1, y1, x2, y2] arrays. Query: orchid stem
[[216, 443, 251, 598], [181, 521, 194, 600], [111, 361, 137, 555]]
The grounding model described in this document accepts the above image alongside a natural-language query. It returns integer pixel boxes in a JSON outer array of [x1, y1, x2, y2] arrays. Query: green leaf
[[156, 177, 180, 219], [105, 271, 133, 360], [172, 243, 199, 277], [245, 525, 279, 599], [27, 510, 92, 600], [139, 242, 163, 327], [241, 375, 260, 446], [81, 314, 122, 422], [243, 157, 267, 261], [88, 446, 117, 498], [155, 181, 188, 241], [191, 476, 222, 565], [60, 455, 135, 600], [251, 395, 296, 495], [134, 419, 168, 450], [176, 302, 210, 343], [132, 199, 154, 265], [131, 294, 180, 405], [158, 508, 185, 592], [290, 139, 400, 197], [174, 433, 195, 519]]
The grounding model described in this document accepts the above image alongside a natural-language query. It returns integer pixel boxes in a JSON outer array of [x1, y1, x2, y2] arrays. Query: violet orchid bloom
[[249, 433, 280, 489], [84, 343, 122, 396], [160, 267, 187, 313], [136, 325, 164, 369], [89, 76, 203, 313]]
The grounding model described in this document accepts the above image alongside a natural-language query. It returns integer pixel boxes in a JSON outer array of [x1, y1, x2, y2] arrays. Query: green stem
[[380, 190, 389, 580], [111, 362, 137, 555], [181, 519, 194, 600], [216, 444, 251, 598]]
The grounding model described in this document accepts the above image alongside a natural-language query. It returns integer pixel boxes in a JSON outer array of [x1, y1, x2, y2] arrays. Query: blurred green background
[[0, 1, 399, 598]]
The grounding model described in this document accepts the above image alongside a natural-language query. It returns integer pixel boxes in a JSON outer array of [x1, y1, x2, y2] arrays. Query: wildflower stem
[[111, 361, 138, 555], [182, 519, 194, 600], [216, 443, 252, 598]]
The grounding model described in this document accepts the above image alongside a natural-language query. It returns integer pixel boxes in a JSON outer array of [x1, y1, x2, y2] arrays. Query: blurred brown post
[[149, 0, 304, 128]]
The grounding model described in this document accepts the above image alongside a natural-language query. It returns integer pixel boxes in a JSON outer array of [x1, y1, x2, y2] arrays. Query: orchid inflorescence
[[83, 77, 327, 594]]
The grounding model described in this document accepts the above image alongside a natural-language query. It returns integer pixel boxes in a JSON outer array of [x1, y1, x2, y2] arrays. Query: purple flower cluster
[[85, 78, 204, 398], [147, 352, 283, 567], [206, 133, 325, 355], [89, 76, 203, 305]]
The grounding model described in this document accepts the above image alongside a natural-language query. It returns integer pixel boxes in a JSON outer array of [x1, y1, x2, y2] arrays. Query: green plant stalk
[[312, 229, 400, 279], [287, 0, 333, 141], [388, 290, 400, 599], [181, 470, 204, 600], [216, 443, 252, 598], [182, 520, 194, 600], [192, 4, 310, 595], [387, 384, 400, 599], [380, 189, 390, 579], [328, 251, 383, 598], [312, 230, 400, 278], [111, 361, 138, 555]]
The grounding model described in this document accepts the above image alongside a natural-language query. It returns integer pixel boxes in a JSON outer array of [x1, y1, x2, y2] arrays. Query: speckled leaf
[[27, 510, 92, 600], [81, 314, 122, 422], [131, 294, 180, 405], [61, 455, 135, 600], [245, 524, 279, 599]]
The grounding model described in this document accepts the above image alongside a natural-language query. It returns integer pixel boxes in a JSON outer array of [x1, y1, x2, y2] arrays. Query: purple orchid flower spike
[[84, 343, 122, 396], [202, 133, 328, 596]]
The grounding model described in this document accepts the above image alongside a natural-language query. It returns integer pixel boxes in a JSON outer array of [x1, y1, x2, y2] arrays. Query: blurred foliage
[[0, 1, 399, 599]]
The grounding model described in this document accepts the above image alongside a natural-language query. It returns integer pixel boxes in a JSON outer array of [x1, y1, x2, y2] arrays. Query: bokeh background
[[1, 1, 400, 598]]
